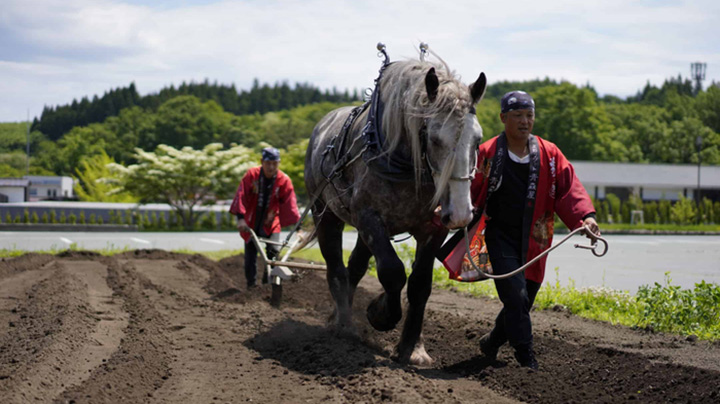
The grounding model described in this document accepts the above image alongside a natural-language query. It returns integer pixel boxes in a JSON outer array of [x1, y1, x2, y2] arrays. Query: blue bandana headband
[[501, 91, 535, 113]]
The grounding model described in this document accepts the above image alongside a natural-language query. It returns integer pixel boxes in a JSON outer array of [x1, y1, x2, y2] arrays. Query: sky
[[1, 0, 719, 123]]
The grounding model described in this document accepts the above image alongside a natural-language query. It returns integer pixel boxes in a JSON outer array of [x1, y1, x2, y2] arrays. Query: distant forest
[[1, 73, 718, 186], [31, 80, 360, 141]]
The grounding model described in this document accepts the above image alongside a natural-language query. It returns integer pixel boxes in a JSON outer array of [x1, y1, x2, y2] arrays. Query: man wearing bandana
[[470, 91, 600, 370], [230, 147, 300, 289]]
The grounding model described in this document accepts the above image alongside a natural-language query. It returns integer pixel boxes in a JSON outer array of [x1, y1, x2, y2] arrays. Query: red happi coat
[[229, 167, 300, 242], [440, 133, 595, 283]]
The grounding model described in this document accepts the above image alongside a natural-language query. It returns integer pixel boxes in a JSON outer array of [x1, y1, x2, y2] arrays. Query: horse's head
[[423, 68, 487, 229]]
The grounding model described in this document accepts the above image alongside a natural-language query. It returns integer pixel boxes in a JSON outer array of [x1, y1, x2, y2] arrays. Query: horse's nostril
[[441, 214, 451, 226]]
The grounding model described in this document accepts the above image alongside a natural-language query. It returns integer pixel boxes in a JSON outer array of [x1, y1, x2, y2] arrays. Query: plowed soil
[[1, 250, 718, 403]]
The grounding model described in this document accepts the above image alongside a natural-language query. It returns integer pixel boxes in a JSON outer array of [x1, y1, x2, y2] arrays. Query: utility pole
[[691, 62, 706, 95], [26, 109, 30, 176], [696, 135, 703, 222]]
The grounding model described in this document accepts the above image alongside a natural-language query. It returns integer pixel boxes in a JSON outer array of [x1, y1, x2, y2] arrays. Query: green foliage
[[644, 201, 658, 224], [636, 274, 720, 339], [89, 213, 97, 224], [605, 193, 621, 223], [109, 143, 254, 230], [5, 212, 12, 223], [670, 195, 697, 225], [31, 212, 39, 224], [50, 210, 57, 224], [200, 212, 217, 231], [98, 216, 104, 225], [68, 213, 77, 224], [280, 138, 310, 202], [22, 209, 29, 223], [141, 212, 151, 229], [79, 211, 86, 224], [59, 211, 66, 224], [74, 151, 138, 202], [41, 212, 49, 224], [157, 212, 167, 230]]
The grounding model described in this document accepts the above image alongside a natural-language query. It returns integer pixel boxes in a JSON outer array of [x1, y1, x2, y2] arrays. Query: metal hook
[[574, 226, 609, 257], [419, 42, 429, 61], [376, 42, 390, 66]]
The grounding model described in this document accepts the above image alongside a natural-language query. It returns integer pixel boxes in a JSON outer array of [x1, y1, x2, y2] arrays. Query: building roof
[[0, 178, 30, 187], [572, 161, 720, 188]]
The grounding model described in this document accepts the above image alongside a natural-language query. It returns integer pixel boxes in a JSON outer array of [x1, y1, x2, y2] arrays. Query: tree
[[108, 143, 255, 230], [74, 151, 138, 202]]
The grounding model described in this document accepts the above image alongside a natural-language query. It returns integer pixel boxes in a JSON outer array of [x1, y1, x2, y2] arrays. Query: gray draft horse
[[304, 53, 486, 365]]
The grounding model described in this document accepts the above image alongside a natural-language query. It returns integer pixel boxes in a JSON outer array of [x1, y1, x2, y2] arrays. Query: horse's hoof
[[328, 322, 358, 339], [395, 343, 434, 367], [366, 294, 401, 331]]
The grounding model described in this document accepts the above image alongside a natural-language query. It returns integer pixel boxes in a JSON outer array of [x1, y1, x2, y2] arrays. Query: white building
[[0, 178, 30, 203], [25, 176, 74, 201], [573, 161, 720, 201]]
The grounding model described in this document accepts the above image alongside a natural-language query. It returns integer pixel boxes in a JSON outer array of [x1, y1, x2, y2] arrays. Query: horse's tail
[[289, 225, 318, 254]]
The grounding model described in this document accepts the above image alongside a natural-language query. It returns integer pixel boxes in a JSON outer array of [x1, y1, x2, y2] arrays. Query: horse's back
[[305, 106, 356, 194]]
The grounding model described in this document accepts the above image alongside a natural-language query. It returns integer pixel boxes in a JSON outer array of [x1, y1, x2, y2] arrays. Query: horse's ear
[[425, 67, 439, 103], [470, 72, 487, 104]]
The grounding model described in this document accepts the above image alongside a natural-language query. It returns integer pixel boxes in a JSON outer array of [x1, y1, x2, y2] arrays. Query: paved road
[[2, 231, 718, 293]]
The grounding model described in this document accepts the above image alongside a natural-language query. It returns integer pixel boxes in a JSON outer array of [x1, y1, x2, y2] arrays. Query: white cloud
[[0, 0, 718, 121]]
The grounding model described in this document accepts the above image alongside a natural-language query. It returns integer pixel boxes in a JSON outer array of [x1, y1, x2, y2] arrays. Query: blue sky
[[1, 0, 719, 122]]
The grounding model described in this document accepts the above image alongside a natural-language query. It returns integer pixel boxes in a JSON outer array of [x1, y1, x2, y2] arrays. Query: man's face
[[501, 108, 535, 139], [261, 160, 279, 178]]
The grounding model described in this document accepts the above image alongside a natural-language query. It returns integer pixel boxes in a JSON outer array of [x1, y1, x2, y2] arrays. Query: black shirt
[[486, 152, 529, 244], [253, 174, 276, 233]]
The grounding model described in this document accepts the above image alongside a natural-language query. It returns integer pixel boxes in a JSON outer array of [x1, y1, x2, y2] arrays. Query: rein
[[462, 225, 609, 280]]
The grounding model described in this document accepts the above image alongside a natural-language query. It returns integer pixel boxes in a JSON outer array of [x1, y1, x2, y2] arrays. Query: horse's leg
[[359, 210, 406, 332], [314, 202, 353, 331], [395, 228, 448, 366], [347, 236, 372, 308]]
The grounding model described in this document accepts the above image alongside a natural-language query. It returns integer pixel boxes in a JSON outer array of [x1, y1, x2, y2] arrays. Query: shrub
[[636, 274, 720, 340], [157, 212, 167, 230], [201, 212, 217, 231], [31, 212, 39, 223], [23, 209, 30, 223], [141, 212, 151, 229], [714, 201, 720, 224], [644, 201, 658, 224], [108, 210, 116, 224], [41, 212, 49, 224], [4, 212, 9, 223], [79, 211, 86, 224], [670, 196, 697, 225], [606, 193, 621, 224], [59, 211, 67, 224], [68, 213, 77, 224], [13, 214, 21, 223], [50, 210, 57, 224], [98, 216, 104, 225], [125, 210, 133, 226], [658, 200, 671, 224], [89, 213, 97, 224]]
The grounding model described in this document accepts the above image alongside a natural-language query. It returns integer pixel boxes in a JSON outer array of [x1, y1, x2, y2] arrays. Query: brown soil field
[[1, 249, 719, 403]]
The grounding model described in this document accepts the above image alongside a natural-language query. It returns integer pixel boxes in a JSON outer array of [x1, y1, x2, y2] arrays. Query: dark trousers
[[485, 226, 541, 351], [244, 230, 280, 287]]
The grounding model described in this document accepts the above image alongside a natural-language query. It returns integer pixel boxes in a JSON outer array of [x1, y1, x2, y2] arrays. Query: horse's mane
[[379, 58, 472, 205]]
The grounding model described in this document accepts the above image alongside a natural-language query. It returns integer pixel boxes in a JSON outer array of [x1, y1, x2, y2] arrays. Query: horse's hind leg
[[395, 228, 448, 366], [314, 202, 353, 331], [347, 236, 372, 308], [358, 210, 406, 332]]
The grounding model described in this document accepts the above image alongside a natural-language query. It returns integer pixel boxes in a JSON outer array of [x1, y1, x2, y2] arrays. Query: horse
[[304, 52, 486, 366]]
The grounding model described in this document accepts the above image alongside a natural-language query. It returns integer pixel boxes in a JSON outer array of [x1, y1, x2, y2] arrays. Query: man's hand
[[237, 218, 250, 234], [582, 217, 601, 241]]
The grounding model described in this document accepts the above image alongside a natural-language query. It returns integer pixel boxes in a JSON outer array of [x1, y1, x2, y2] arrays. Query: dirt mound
[[0, 251, 718, 403]]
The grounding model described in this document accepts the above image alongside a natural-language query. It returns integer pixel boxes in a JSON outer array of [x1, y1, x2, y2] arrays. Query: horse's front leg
[[395, 226, 448, 366], [358, 210, 406, 332]]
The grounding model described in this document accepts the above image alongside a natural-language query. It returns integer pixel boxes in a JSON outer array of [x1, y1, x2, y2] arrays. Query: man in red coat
[[470, 91, 600, 370], [229, 147, 300, 288]]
